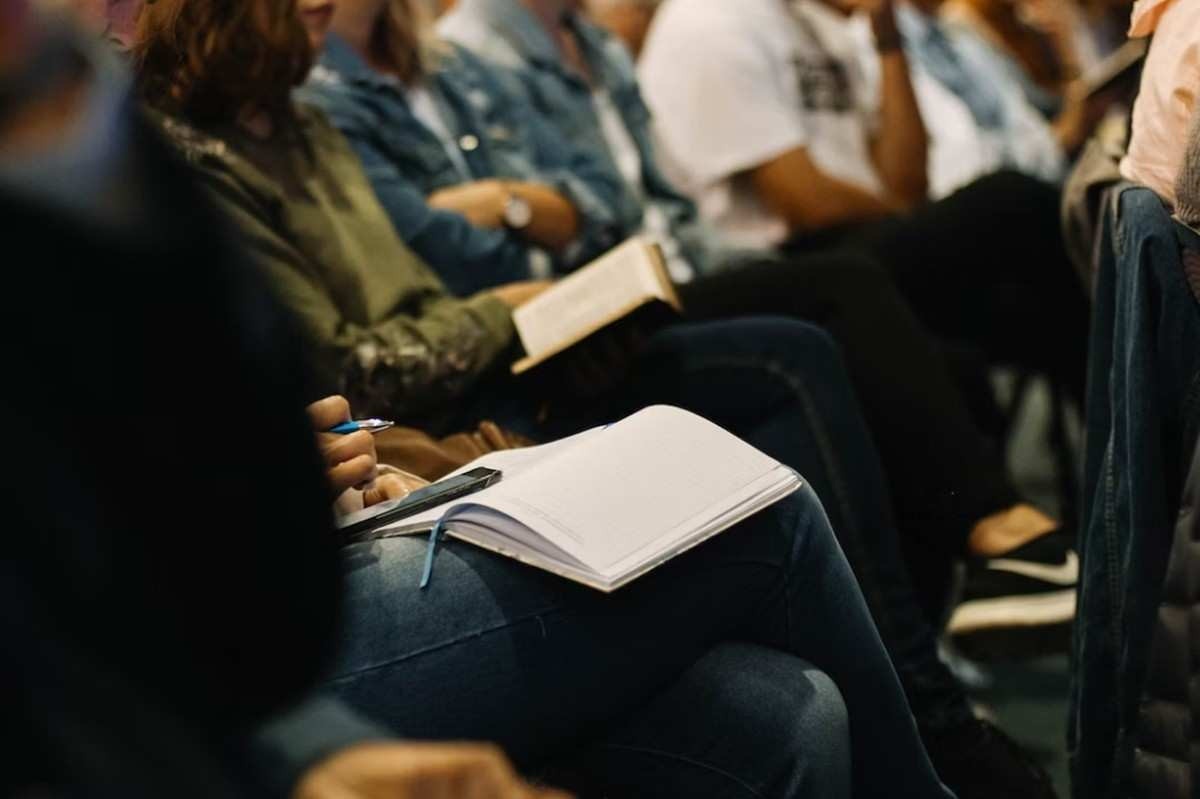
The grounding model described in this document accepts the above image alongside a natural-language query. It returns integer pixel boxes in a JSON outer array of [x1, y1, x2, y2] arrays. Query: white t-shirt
[[592, 87, 696, 282], [639, 0, 885, 249]]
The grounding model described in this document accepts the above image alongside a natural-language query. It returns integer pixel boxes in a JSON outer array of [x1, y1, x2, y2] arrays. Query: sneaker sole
[[947, 589, 1076, 635]]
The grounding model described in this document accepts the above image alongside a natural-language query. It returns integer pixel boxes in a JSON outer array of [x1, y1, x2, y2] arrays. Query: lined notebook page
[[513, 238, 667, 359], [478, 406, 783, 573]]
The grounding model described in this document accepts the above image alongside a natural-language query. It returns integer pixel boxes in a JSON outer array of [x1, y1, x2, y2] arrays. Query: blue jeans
[[431, 318, 971, 733], [328, 486, 952, 798], [1070, 187, 1200, 797]]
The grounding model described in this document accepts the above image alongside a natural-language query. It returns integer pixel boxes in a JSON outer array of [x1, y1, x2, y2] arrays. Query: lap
[[323, 490, 819, 765]]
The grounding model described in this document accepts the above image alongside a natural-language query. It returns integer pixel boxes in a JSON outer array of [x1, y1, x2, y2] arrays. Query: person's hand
[[488, 280, 554, 310], [1052, 79, 1112, 154], [427, 180, 509, 229], [307, 396, 379, 497], [293, 742, 572, 799], [361, 469, 430, 509]]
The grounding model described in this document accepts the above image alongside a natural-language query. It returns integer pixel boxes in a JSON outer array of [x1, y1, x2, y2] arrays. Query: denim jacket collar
[[315, 33, 401, 93], [456, 0, 607, 90]]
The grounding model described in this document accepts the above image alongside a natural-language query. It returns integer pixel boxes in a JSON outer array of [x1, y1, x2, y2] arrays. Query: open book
[[512, 237, 682, 375], [376, 406, 802, 592]]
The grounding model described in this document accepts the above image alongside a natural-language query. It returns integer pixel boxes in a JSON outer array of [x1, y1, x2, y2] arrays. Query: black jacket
[[1132, 437, 1200, 799], [0, 111, 343, 796]]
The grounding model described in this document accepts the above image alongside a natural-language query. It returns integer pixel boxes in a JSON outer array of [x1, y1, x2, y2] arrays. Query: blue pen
[[328, 419, 396, 435]]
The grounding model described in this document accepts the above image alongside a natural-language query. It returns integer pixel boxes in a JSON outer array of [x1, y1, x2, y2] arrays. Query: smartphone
[[337, 467, 503, 542]]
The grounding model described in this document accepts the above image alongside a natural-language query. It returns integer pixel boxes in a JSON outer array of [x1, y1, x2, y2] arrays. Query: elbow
[[788, 203, 846, 233], [892, 169, 926, 209]]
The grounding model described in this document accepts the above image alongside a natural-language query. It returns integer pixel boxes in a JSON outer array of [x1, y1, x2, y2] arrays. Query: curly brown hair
[[132, 0, 313, 126]]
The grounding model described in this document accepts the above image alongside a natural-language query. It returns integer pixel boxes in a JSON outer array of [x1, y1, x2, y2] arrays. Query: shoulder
[[149, 110, 233, 167], [293, 102, 360, 157], [147, 109, 286, 214], [576, 18, 637, 77], [653, 0, 753, 37], [645, 0, 772, 66], [438, 11, 526, 69]]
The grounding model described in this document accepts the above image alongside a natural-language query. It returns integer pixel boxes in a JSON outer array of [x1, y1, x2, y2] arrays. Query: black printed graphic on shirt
[[793, 55, 853, 113]]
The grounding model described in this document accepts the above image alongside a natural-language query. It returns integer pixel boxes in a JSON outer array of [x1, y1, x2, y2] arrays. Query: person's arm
[[750, 145, 901, 232], [247, 697, 568, 799], [426, 178, 580, 251], [313, 99, 539, 294], [306, 395, 424, 509], [198, 169, 518, 419], [639, 5, 900, 235], [853, 0, 929, 207], [453, 50, 628, 267]]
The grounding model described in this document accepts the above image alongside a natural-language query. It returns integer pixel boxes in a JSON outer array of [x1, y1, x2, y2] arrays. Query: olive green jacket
[[154, 104, 515, 419]]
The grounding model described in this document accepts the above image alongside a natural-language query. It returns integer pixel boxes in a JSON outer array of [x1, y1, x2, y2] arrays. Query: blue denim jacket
[[439, 0, 718, 275], [298, 35, 624, 296], [1070, 185, 1200, 797]]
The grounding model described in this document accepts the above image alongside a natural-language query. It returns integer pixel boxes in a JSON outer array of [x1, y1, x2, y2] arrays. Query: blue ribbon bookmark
[[419, 515, 449, 589]]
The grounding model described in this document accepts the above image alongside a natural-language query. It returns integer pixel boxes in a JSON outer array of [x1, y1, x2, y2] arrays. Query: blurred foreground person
[[1, 5, 561, 797]]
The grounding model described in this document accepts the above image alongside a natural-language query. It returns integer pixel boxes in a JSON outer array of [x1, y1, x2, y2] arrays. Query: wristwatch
[[502, 191, 534, 230]]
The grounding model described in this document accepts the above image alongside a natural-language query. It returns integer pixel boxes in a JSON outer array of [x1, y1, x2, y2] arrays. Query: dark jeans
[[680, 249, 1020, 613], [1070, 187, 1200, 798], [789, 170, 1090, 406], [424, 317, 973, 736], [328, 486, 952, 798]]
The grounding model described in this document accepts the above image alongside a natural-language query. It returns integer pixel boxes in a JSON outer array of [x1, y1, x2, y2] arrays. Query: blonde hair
[[373, 0, 446, 83]]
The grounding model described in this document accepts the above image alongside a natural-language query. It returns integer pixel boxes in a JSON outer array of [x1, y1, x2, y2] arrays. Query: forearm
[[785, 178, 899, 231], [507, 181, 580, 251], [753, 151, 899, 232], [428, 179, 580, 252], [872, 52, 929, 206], [336, 293, 515, 421], [868, 4, 928, 207], [243, 697, 392, 797]]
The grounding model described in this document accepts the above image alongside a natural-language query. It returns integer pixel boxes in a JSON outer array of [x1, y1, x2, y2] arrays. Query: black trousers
[[680, 249, 1019, 609], [792, 170, 1089, 403]]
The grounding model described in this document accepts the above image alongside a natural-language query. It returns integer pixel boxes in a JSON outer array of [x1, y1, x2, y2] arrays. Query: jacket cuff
[[245, 696, 392, 797], [547, 170, 621, 267], [463, 292, 516, 352]]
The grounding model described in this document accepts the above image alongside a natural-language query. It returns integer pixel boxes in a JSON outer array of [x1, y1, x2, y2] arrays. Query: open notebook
[[376, 406, 802, 592]]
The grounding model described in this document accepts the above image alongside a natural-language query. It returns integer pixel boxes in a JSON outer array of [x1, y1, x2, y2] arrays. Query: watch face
[[505, 195, 534, 229]]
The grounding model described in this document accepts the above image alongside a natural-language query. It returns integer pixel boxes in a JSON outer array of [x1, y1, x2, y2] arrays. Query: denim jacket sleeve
[[466, 54, 626, 267], [315, 96, 536, 297]]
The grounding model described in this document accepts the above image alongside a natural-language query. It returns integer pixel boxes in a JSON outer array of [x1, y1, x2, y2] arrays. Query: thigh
[[323, 493, 807, 766], [549, 643, 851, 799], [679, 251, 885, 326]]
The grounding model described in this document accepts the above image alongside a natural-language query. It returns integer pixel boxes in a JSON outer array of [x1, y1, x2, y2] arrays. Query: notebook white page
[[384, 406, 801, 589]]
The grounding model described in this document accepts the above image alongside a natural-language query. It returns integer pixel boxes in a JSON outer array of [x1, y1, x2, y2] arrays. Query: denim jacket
[[439, 0, 719, 275], [298, 35, 624, 296], [1070, 185, 1200, 798]]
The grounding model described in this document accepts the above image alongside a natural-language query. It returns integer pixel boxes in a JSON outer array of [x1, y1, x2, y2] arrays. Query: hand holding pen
[[326, 418, 395, 435], [305, 396, 396, 498]]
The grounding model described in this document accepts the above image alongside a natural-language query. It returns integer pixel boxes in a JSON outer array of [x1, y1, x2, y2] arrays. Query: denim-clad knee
[[562, 642, 852, 799]]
